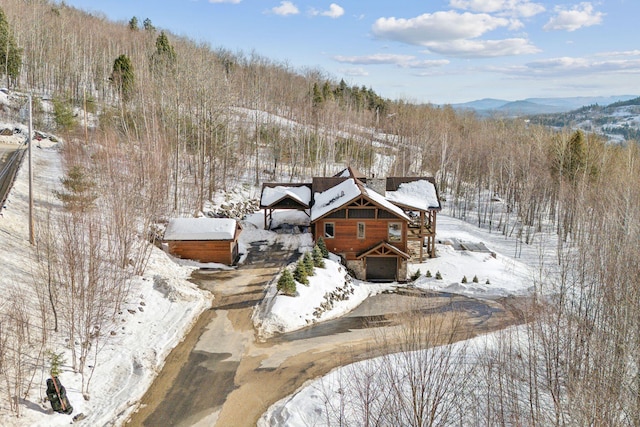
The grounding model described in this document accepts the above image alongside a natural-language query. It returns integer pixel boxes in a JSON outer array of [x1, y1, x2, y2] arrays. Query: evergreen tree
[[0, 7, 22, 88], [128, 16, 139, 31], [277, 269, 296, 296], [303, 252, 315, 276], [151, 31, 177, 77], [322, 81, 333, 101], [294, 260, 309, 285], [143, 18, 155, 32], [312, 245, 325, 268], [52, 96, 76, 131], [312, 82, 323, 108], [316, 237, 329, 258], [53, 165, 98, 212], [110, 54, 135, 102]]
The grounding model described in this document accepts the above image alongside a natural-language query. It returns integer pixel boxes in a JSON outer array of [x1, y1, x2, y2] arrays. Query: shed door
[[366, 257, 397, 281]]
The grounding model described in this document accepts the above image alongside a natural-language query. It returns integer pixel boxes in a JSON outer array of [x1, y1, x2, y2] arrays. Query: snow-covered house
[[260, 168, 441, 282], [164, 217, 242, 265]]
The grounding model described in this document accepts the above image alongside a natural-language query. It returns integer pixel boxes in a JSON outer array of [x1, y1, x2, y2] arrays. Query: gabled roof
[[356, 241, 410, 260], [311, 178, 410, 222], [164, 218, 239, 241], [260, 183, 311, 208], [311, 178, 361, 221], [385, 177, 441, 211], [333, 166, 366, 180]]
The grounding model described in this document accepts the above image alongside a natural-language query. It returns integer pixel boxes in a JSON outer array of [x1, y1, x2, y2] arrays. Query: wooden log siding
[[315, 216, 407, 260], [168, 240, 237, 265]]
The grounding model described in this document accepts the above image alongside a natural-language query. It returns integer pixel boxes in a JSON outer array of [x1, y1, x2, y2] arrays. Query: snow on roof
[[311, 178, 410, 222], [164, 217, 238, 241], [363, 186, 410, 220], [261, 185, 311, 207], [386, 179, 440, 211], [311, 178, 361, 221]]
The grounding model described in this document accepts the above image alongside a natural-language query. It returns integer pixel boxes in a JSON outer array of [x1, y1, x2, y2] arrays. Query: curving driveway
[[127, 242, 523, 426]]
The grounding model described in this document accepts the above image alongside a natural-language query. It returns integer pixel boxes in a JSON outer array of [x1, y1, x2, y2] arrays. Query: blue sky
[[60, 0, 639, 104]]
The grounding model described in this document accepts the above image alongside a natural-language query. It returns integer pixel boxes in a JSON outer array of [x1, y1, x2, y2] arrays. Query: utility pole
[[28, 93, 34, 244]]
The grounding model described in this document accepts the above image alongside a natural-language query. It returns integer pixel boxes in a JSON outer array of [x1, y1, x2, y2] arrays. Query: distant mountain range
[[451, 95, 639, 116]]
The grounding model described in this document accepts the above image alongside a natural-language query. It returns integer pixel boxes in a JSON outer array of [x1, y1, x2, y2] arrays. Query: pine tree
[[303, 252, 315, 276], [312, 245, 325, 268], [52, 96, 75, 131], [277, 269, 296, 296], [151, 31, 177, 77], [0, 7, 22, 88], [110, 54, 135, 102], [143, 18, 155, 32], [53, 165, 98, 213], [128, 16, 139, 31], [316, 237, 329, 258], [294, 260, 309, 285]]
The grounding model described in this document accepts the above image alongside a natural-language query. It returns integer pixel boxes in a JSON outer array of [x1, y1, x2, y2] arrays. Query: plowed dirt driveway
[[127, 242, 523, 426]]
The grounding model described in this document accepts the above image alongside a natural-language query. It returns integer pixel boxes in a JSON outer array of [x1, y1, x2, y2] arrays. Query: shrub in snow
[[462, 276, 468, 283], [435, 271, 442, 280], [312, 245, 325, 268], [277, 269, 297, 296], [472, 275, 479, 283], [426, 270, 432, 278], [303, 252, 315, 276], [411, 269, 421, 281], [316, 237, 329, 258], [486, 279, 491, 285], [294, 261, 309, 285], [48, 350, 66, 377]]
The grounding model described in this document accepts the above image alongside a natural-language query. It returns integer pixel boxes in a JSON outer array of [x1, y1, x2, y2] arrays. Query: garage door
[[366, 257, 397, 281]]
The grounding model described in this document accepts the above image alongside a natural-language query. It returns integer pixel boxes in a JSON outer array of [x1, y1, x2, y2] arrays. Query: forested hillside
[[1, 1, 640, 425]]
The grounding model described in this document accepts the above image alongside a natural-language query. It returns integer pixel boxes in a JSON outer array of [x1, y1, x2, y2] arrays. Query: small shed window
[[357, 222, 365, 239], [388, 222, 402, 242], [324, 222, 335, 239]]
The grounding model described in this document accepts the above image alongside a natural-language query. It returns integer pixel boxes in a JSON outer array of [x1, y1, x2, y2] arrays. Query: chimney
[[368, 177, 386, 197]]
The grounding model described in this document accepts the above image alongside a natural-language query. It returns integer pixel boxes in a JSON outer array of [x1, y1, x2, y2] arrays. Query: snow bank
[[255, 255, 391, 339], [0, 135, 211, 426]]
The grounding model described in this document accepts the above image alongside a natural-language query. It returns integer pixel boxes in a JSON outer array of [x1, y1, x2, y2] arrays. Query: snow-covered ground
[[257, 209, 557, 426], [0, 135, 211, 425], [0, 114, 554, 425]]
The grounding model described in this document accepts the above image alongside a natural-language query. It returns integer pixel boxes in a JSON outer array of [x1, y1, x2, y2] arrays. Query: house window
[[324, 222, 335, 239], [388, 222, 402, 242], [357, 222, 365, 239]]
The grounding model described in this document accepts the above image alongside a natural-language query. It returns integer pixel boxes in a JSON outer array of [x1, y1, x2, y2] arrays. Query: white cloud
[[372, 11, 510, 44], [333, 54, 449, 69], [340, 68, 369, 77], [272, 1, 299, 16], [500, 55, 640, 77], [424, 38, 540, 57], [209, 0, 241, 3], [372, 11, 539, 58], [598, 50, 640, 57], [450, 0, 545, 17], [334, 53, 417, 65], [407, 59, 451, 69], [322, 3, 344, 18], [543, 2, 604, 32]]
